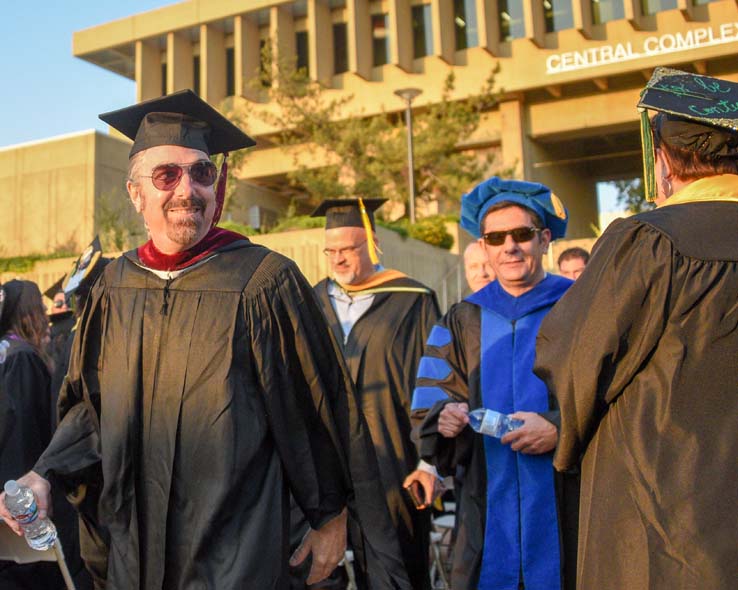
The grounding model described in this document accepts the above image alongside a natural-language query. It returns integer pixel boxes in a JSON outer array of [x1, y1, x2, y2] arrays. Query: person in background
[[0, 280, 91, 590], [412, 177, 579, 590], [463, 242, 495, 293], [309, 198, 439, 590], [556, 247, 589, 281], [535, 67, 738, 590]]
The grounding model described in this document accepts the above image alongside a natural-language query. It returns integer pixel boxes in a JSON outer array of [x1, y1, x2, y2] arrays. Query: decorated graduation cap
[[460, 177, 568, 240], [311, 197, 387, 265], [99, 89, 256, 226], [638, 67, 738, 201], [63, 236, 104, 296]]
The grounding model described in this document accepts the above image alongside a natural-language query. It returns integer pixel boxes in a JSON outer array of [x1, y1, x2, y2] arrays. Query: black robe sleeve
[[534, 218, 674, 471]]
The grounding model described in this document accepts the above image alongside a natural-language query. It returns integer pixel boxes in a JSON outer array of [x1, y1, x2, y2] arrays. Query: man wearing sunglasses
[[411, 177, 579, 590], [0, 91, 409, 590]]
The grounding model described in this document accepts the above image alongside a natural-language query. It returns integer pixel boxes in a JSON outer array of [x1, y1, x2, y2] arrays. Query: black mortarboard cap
[[43, 276, 66, 300], [310, 198, 388, 230], [637, 67, 738, 200], [99, 89, 256, 158]]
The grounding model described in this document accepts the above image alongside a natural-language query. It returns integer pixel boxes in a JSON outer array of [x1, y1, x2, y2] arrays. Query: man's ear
[[540, 228, 552, 253], [127, 180, 143, 213], [657, 148, 673, 179]]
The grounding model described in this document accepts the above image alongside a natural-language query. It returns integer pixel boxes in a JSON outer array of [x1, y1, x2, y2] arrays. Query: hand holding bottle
[[0, 471, 52, 538], [500, 412, 558, 454], [438, 402, 470, 438]]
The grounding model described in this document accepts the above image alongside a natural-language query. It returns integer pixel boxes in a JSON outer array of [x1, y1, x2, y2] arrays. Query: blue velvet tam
[[460, 177, 569, 240]]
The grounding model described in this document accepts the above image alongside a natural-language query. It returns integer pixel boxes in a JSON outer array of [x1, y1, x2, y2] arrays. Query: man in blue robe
[[411, 178, 579, 590]]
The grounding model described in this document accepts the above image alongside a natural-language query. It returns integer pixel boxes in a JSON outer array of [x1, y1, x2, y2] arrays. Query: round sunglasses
[[140, 161, 218, 191], [481, 226, 541, 246]]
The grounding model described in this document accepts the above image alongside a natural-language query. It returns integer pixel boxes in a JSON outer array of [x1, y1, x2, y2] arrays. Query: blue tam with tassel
[[460, 177, 569, 240]]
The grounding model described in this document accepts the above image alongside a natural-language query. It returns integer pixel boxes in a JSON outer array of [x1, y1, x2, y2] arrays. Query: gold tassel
[[358, 197, 381, 266], [639, 108, 657, 202]]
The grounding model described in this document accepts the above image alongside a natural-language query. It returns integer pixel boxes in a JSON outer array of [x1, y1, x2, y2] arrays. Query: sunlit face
[[463, 242, 495, 293], [558, 257, 587, 280], [479, 205, 551, 297], [51, 292, 69, 314], [127, 145, 216, 254], [324, 226, 376, 285]]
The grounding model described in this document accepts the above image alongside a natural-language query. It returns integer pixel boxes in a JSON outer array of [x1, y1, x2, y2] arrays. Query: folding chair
[[0, 522, 77, 590]]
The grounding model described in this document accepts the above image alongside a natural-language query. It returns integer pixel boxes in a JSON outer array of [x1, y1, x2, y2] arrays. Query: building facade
[[13, 0, 738, 256]]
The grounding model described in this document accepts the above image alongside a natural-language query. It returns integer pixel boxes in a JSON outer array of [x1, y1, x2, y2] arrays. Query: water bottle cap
[[3, 480, 20, 496]]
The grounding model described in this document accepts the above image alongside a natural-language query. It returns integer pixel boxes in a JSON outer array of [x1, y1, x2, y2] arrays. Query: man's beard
[[332, 269, 357, 285], [164, 196, 208, 246]]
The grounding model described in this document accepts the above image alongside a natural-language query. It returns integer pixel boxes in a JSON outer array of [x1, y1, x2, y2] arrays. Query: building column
[[523, 0, 546, 47], [167, 31, 194, 93], [347, 0, 371, 79], [234, 14, 260, 98], [201, 24, 226, 105], [135, 40, 162, 101], [270, 4, 295, 82], [389, 0, 413, 71], [431, 0, 455, 63], [500, 97, 528, 179], [476, 0, 500, 54], [308, 0, 333, 84]]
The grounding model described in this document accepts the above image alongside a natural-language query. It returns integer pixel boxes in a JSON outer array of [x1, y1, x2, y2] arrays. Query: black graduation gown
[[315, 276, 440, 590], [535, 201, 738, 590], [0, 337, 84, 589], [33, 240, 398, 590], [412, 296, 579, 590]]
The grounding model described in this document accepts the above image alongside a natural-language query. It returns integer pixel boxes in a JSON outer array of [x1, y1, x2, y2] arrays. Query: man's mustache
[[164, 196, 207, 212]]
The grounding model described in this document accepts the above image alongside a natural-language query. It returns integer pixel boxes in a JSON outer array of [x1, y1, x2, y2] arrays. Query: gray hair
[[127, 151, 145, 185]]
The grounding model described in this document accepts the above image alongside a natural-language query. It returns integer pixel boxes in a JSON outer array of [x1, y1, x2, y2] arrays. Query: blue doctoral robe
[[412, 275, 576, 590]]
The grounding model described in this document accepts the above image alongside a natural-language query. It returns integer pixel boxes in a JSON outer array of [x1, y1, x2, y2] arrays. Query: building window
[[193, 55, 200, 95], [372, 13, 390, 66], [226, 47, 235, 96], [296, 31, 309, 72], [161, 63, 167, 96], [259, 38, 271, 87], [692, 0, 718, 4], [333, 23, 348, 74], [544, 0, 574, 32], [591, 0, 624, 23], [412, 4, 434, 58], [454, 0, 479, 50], [640, 0, 676, 14], [499, 0, 525, 41]]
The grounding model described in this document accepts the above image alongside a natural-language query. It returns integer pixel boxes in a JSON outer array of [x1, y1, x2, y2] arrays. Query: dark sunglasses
[[141, 161, 218, 191], [481, 226, 541, 246]]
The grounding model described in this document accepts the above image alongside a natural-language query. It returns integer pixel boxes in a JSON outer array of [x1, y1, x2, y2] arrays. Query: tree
[[226, 48, 505, 220], [612, 178, 655, 214]]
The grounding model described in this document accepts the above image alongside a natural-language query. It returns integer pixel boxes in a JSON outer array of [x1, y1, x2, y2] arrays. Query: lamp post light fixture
[[394, 87, 423, 224]]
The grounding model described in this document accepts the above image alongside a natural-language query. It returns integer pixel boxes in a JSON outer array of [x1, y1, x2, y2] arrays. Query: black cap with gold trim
[[99, 89, 256, 158], [310, 198, 387, 230], [637, 67, 738, 200]]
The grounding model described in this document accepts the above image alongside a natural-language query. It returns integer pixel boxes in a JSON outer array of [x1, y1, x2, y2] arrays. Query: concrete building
[[4, 0, 738, 256]]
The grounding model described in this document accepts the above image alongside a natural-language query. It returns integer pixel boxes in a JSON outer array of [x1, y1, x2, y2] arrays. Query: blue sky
[[2, 1, 624, 212], [1, 1, 178, 147]]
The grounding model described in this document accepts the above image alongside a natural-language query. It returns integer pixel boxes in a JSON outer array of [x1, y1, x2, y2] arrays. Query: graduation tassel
[[358, 197, 381, 266], [211, 152, 229, 227], [639, 108, 657, 202]]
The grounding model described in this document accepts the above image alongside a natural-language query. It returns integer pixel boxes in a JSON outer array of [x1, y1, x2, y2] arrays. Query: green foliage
[[612, 178, 655, 214], [227, 47, 502, 217], [0, 251, 76, 274], [379, 216, 454, 250], [270, 215, 325, 233], [97, 188, 145, 252], [217, 219, 259, 236]]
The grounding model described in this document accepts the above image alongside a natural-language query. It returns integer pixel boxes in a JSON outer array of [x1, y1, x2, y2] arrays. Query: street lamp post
[[394, 87, 423, 224]]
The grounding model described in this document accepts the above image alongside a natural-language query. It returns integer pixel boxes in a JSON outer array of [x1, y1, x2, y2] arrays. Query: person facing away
[[463, 241, 495, 293], [556, 247, 589, 281], [308, 198, 440, 590], [0, 280, 91, 590], [411, 177, 580, 590], [0, 90, 401, 590], [535, 67, 738, 590]]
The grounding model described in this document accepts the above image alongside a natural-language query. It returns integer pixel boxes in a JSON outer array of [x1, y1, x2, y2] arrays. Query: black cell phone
[[405, 480, 427, 510]]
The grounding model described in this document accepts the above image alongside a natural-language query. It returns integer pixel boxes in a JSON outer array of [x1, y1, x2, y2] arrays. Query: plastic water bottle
[[3, 480, 57, 550], [468, 408, 524, 438]]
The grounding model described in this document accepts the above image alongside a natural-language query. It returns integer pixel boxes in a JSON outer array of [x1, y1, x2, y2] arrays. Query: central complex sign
[[546, 23, 738, 75]]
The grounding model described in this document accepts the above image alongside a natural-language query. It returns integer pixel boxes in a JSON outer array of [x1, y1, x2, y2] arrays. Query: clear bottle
[[468, 408, 524, 438], [3, 480, 57, 550]]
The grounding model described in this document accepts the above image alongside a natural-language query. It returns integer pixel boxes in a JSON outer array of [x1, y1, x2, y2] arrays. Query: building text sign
[[546, 23, 738, 75]]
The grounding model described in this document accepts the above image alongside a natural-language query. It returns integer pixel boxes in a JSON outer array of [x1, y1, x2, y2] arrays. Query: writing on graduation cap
[[546, 22, 738, 75]]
